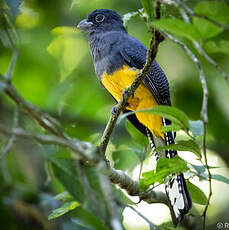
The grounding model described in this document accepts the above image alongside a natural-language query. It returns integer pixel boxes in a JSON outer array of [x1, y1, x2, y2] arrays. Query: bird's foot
[[111, 106, 117, 115]]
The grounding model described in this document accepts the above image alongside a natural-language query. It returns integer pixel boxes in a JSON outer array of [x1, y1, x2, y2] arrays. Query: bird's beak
[[77, 19, 93, 29]]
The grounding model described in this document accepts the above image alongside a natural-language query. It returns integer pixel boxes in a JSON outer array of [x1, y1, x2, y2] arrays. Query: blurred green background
[[1, 0, 229, 229]]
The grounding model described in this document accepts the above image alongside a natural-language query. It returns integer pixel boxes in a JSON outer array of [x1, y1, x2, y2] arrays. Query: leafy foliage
[[47, 27, 87, 81], [48, 201, 80, 220], [151, 18, 202, 42], [189, 120, 204, 137], [143, 105, 190, 130], [156, 140, 201, 158], [141, 0, 154, 21], [140, 155, 189, 187], [186, 181, 207, 205]]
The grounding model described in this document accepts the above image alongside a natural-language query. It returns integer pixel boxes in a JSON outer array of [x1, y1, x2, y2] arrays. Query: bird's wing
[[120, 35, 171, 106]]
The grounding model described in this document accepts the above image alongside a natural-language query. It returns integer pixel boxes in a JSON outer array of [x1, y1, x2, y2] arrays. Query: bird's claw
[[111, 106, 117, 115], [122, 88, 128, 97]]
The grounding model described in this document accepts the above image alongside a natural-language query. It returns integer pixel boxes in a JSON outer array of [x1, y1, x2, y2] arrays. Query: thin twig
[[0, 124, 96, 162], [1, 105, 19, 159], [126, 205, 159, 230], [6, 50, 18, 81], [0, 76, 65, 138], [99, 0, 164, 154], [201, 125, 211, 230], [0, 105, 19, 184]]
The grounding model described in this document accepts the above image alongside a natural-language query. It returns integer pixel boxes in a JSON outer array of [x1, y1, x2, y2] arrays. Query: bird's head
[[77, 9, 125, 35]]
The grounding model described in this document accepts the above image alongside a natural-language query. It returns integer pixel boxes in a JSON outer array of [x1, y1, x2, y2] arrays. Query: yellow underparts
[[101, 65, 164, 138]]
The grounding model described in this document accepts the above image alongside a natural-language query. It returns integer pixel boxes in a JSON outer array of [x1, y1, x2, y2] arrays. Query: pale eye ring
[[95, 14, 105, 23]]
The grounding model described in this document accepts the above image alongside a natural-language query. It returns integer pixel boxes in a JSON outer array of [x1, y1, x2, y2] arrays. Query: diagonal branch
[[0, 105, 19, 159], [0, 76, 65, 138], [126, 205, 159, 230], [6, 50, 18, 81], [0, 124, 96, 162]]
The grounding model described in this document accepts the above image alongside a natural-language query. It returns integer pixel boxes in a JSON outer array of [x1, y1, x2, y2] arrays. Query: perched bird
[[77, 9, 192, 226]]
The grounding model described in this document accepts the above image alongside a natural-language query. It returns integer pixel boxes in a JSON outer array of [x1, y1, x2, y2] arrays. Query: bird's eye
[[95, 14, 105, 23]]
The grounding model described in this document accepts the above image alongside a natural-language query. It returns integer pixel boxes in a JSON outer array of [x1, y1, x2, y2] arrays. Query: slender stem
[[201, 124, 212, 230], [0, 77, 64, 138], [6, 50, 18, 81], [0, 124, 96, 162], [0, 106, 19, 159], [126, 205, 159, 230]]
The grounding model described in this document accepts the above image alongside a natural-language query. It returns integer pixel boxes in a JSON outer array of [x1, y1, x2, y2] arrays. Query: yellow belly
[[101, 65, 163, 138]]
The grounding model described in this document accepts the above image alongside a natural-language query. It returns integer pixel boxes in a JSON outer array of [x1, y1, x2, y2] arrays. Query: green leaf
[[140, 155, 189, 186], [186, 181, 207, 205], [191, 165, 220, 179], [71, 207, 109, 230], [156, 155, 189, 174], [204, 40, 229, 55], [161, 123, 182, 133], [47, 27, 87, 81], [191, 164, 206, 175], [194, 1, 229, 24], [50, 157, 86, 203], [112, 146, 140, 172], [83, 165, 109, 214], [156, 140, 201, 158], [115, 188, 136, 205], [141, 0, 154, 21], [193, 1, 229, 39], [150, 18, 201, 42], [189, 120, 204, 137], [211, 174, 229, 185], [54, 191, 72, 201], [88, 133, 102, 145], [143, 106, 190, 130], [48, 201, 80, 220], [126, 121, 148, 147], [128, 147, 146, 162], [193, 18, 222, 39], [123, 11, 139, 28]]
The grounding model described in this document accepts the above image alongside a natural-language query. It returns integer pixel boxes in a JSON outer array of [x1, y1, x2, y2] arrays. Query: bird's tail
[[147, 118, 192, 227]]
